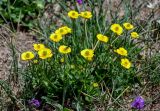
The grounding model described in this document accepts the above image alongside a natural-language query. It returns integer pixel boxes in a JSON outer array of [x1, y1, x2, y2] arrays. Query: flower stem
[[93, 40, 99, 50], [84, 19, 89, 47]]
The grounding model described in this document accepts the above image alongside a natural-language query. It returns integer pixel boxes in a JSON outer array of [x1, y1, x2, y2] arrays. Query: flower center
[[60, 29, 64, 33], [133, 33, 137, 36], [84, 12, 88, 16], [63, 47, 69, 51], [120, 50, 124, 53], [37, 45, 40, 49], [42, 51, 47, 56], [25, 53, 30, 58], [127, 24, 130, 27], [54, 35, 58, 39], [124, 61, 128, 65], [115, 27, 119, 31], [72, 12, 76, 16], [85, 51, 90, 56]]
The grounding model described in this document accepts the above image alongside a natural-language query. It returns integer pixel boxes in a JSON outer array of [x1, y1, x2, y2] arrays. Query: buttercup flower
[[80, 11, 92, 19], [77, 0, 83, 5], [62, 26, 72, 34], [33, 60, 38, 64], [97, 34, 109, 43], [28, 98, 40, 108], [131, 32, 139, 39], [21, 51, 34, 61], [33, 44, 45, 51], [55, 26, 72, 35], [38, 48, 53, 59], [81, 49, 94, 60], [58, 45, 71, 54], [110, 24, 123, 35], [93, 83, 99, 87], [121, 58, 131, 69], [131, 96, 145, 110], [68, 10, 79, 19], [50, 33, 62, 42], [114, 47, 128, 56], [123, 23, 134, 30]]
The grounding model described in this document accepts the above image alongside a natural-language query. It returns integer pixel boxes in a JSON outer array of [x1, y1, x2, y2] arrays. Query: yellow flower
[[81, 49, 94, 59], [121, 58, 131, 69], [21, 51, 34, 61], [58, 45, 71, 54], [110, 24, 123, 35], [33, 60, 38, 64], [131, 32, 139, 39], [114, 47, 128, 56], [60, 57, 65, 63], [123, 23, 134, 30], [33, 44, 45, 51], [97, 34, 109, 43], [68, 10, 79, 19], [93, 83, 99, 87], [55, 26, 72, 35], [62, 26, 72, 34], [50, 33, 62, 42], [38, 48, 53, 59], [80, 11, 92, 19]]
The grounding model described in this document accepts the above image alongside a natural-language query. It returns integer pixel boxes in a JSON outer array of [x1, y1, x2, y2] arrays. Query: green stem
[[72, 19, 76, 46], [62, 54, 68, 107], [62, 86, 67, 107], [84, 19, 89, 47], [93, 40, 100, 50], [111, 36, 119, 45], [113, 86, 130, 103]]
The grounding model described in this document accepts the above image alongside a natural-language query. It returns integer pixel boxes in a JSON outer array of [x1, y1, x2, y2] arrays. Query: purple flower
[[131, 96, 145, 110], [28, 98, 40, 108], [76, 0, 83, 5]]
